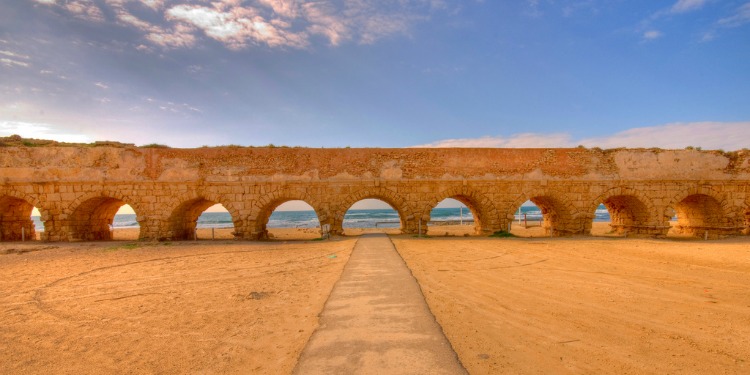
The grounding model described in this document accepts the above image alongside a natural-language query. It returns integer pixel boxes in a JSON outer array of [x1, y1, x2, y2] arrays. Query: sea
[[28, 205, 613, 231]]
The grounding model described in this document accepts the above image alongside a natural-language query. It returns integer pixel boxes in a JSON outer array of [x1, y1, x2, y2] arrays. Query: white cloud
[[579, 122, 750, 150], [34, 0, 104, 21], [146, 24, 197, 48], [0, 50, 30, 59], [94, 82, 109, 89], [65, 0, 105, 22], [671, 0, 708, 13], [0, 121, 93, 143], [115, 9, 155, 30], [414, 122, 750, 150], [167, 5, 244, 40], [640, 0, 714, 42], [138, 0, 164, 11], [718, 2, 750, 27], [643, 30, 663, 40], [0, 49, 31, 68], [166, 3, 309, 49], [35, 0, 439, 50], [414, 133, 574, 148], [1, 58, 29, 68], [303, 1, 350, 45], [673, 2, 750, 42]]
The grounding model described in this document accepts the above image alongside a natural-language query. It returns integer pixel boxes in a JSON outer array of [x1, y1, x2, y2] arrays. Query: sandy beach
[[2, 225, 749, 374], [427, 221, 629, 238], [62, 221, 690, 242], [393, 235, 750, 375], [0, 238, 354, 374]]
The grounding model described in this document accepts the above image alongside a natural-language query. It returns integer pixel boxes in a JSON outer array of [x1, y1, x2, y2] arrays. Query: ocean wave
[[28, 207, 615, 233], [112, 221, 139, 228]]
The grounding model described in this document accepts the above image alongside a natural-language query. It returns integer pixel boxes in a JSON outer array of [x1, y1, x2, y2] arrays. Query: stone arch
[[422, 185, 500, 235], [249, 193, 325, 240], [334, 186, 414, 234], [0, 188, 47, 241], [66, 191, 143, 241], [667, 187, 738, 238], [588, 187, 659, 236], [165, 192, 242, 241], [507, 190, 579, 236]]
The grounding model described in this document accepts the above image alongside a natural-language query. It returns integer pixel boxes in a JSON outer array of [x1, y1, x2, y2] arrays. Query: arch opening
[[427, 197, 477, 237], [342, 198, 402, 236], [110, 204, 139, 240], [591, 195, 650, 237], [668, 194, 725, 238], [0, 196, 39, 241], [510, 197, 567, 237], [70, 198, 138, 241], [169, 199, 234, 240], [263, 200, 322, 241]]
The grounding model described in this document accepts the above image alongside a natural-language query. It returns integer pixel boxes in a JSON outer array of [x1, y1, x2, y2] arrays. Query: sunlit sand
[[3, 224, 748, 374]]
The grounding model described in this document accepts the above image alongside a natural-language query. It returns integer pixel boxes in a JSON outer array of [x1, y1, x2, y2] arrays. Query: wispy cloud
[[670, 0, 708, 14], [415, 133, 574, 148], [33, 0, 442, 50], [0, 50, 30, 59], [718, 2, 750, 28], [40, 0, 105, 22], [139, 0, 165, 11], [638, 0, 712, 41], [0, 58, 29, 68], [414, 122, 750, 150], [695, 2, 750, 42], [145, 24, 197, 48], [642, 30, 663, 40], [134, 97, 202, 116], [0, 49, 31, 68], [166, 2, 309, 49], [642, 0, 750, 42]]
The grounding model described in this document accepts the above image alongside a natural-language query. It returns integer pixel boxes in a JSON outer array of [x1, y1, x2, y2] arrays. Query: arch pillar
[[55, 190, 148, 241], [554, 213, 590, 236], [40, 203, 67, 241], [135, 213, 162, 241], [329, 213, 344, 236], [161, 192, 244, 241], [587, 188, 667, 238], [505, 190, 580, 237], [667, 188, 742, 239], [313, 205, 337, 237]]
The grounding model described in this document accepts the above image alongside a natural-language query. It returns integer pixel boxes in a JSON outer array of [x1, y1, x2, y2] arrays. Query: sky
[[1, 0, 749, 150]]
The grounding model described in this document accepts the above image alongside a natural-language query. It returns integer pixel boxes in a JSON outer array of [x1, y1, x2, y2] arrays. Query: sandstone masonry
[[1, 145, 748, 241]]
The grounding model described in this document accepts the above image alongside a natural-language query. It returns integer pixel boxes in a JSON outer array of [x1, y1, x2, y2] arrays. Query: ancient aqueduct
[[1, 145, 749, 241]]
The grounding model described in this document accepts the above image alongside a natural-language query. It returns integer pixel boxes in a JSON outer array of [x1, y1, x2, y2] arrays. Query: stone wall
[[1, 145, 748, 241]]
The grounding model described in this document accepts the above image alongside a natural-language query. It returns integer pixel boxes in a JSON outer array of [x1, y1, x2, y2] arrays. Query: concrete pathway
[[293, 234, 467, 375]]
